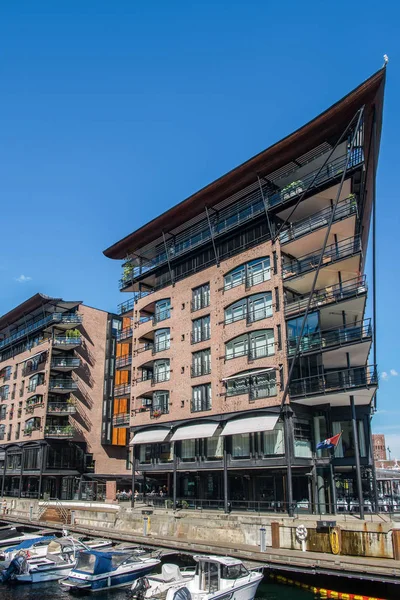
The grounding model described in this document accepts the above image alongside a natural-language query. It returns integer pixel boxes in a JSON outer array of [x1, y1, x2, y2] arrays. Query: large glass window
[[226, 369, 277, 399], [181, 439, 196, 461], [294, 420, 312, 458], [0, 385, 9, 401], [192, 384, 212, 412], [28, 373, 45, 393], [287, 312, 320, 353], [225, 330, 275, 360], [0, 404, 6, 419], [154, 299, 171, 323], [152, 391, 169, 414], [206, 435, 223, 459], [154, 328, 170, 353], [192, 316, 211, 343], [192, 349, 211, 377], [263, 423, 285, 455], [231, 433, 250, 458], [23, 447, 40, 470], [192, 284, 210, 311], [139, 444, 152, 464], [225, 292, 273, 325], [332, 420, 366, 458], [153, 360, 170, 383], [224, 257, 270, 291]]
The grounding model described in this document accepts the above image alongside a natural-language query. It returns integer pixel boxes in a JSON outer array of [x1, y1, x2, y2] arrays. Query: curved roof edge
[[104, 68, 386, 260]]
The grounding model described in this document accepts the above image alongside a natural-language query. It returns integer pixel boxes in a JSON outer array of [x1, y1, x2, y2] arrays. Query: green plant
[[281, 180, 304, 197], [181, 500, 189, 509], [166, 499, 173, 509], [122, 263, 133, 281], [66, 329, 81, 339]]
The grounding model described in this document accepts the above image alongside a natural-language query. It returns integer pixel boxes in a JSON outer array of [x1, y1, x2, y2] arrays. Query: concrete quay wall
[[2, 498, 398, 561]]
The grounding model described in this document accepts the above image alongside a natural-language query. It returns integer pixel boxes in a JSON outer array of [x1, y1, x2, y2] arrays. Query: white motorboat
[[130, 555, 263, 600], [0, 534, 112, 568], [0, 525, 37, 549], [1, 537, 80, 583], [60, 549, 161, 592]]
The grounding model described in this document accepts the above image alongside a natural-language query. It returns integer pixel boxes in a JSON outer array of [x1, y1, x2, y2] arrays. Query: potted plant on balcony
[[122, 263, 133, 282], [281, 180, 304, 201], [152, 409, 162, 418]]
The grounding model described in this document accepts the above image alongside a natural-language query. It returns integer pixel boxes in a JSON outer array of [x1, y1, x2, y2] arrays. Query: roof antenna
[[383, 54, 389, 67]]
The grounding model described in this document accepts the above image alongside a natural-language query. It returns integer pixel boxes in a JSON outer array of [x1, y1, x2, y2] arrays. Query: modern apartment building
[[104, 68, 385, 515], [0, 294, 129, 500]]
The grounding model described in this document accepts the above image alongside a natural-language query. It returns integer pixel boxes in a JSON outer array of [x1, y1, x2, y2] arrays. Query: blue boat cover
[[4, 535, 56, 553], [81, 550, 131, 575]]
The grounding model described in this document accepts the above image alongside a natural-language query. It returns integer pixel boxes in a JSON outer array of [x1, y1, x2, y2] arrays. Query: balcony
[[191, 329, 211, 345], [152, 340, 171, 354], [120, 150, 364, 292], [48, 378, 78, 393], [152, 371, 170, 384], [44, 425, 75, 438], [114, 383, 131, 397], [112, 413, 130, 428], [47, 402, 77, 415], [282, 236, 361, 295], [46, 313, 83, 329], [285, 276, 367, 318], [117, 327, 133, 341], [289, 365, 378, 407], [152, 309, 171, 325], [117, 297, 135, 315], [53, 336, 82, 349], [50, 357, 81, 371], [136, 341, 154, 355], [191, 364, 212, 378], [288, 319, 372, 356], [226, 341, 276, 361], [116, 354, 132, 369], [279, 196, 357, 247]]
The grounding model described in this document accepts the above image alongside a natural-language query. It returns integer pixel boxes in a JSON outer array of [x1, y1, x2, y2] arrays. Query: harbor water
[[0, 580, 315, 600]]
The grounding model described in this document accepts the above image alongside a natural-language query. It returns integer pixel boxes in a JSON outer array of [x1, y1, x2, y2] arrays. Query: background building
[[372, 433, 387, 461], [0, 293, 130, 500], [104, 68, 385, 515]]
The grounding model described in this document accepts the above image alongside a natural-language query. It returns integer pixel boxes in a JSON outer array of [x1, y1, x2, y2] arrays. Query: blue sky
[[0, 2, 398, 451]]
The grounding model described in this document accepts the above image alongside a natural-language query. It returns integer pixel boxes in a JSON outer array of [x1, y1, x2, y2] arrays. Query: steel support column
[[173, 444, 177, 509], [284, 407, 294, 516], [38, 443, 46, 500], [223, 436, 229, 513], [350, 395, 364, 519], [131, 450, 136, 508], [205, 206, 219, 267], [162, 231, 175, 287]]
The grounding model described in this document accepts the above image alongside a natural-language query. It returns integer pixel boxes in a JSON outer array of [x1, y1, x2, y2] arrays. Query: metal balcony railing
[[282, 236, 361, 280], [50, 357, 81, 370], [117, 297, 135, 315], [191, 329, 211, 344], [289, 365, 378, 398], [50, 313, 83, 325], [152, 309, 171, 325], [53, 336, 82, 347], [119, 151, 364, 290], [44, 425, 75, 437], [152, 372, 170, 384], [279, 196, 357, 245], [191, 296, 210, 312], [287, 319, 372, 356], [246, 305, 273, 324], [117, 327, 133, 341], [114, 384, 131, 397], [48, 379, 78, 391], [47, 403, 77, 414], [284, 276, 367, 317], [152, 340, 171, 354], [113, 413, 130, 427], [136, 342, 154, 355], [116, 355, 132, 368], [191, 364, 212, 377], [226, 341, 276, 361]]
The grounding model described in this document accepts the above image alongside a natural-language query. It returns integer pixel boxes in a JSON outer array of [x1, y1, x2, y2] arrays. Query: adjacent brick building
[[372, 433, 387, 462], [0, 294, 129, 500]]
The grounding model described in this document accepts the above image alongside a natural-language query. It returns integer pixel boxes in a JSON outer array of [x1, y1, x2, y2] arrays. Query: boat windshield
[[221, 564, 249, 579], [75, 552, 97, 573]]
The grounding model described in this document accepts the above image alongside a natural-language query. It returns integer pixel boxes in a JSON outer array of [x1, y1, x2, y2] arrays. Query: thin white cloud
[[381, 371, 389, 381], [15, 274, 32, 283], [390, 369, 399, 377]]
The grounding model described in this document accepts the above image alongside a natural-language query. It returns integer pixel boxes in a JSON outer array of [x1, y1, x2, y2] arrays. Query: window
[[24, 417, 41, 433], [224, 293, 273, 324], [0, 366, 12, 381], [139, 444, 152, 464], [226, 369, 277, 399], [7, 452, 21, 469], [287, 312, 319, 354], [332, 420, 366, 458], [181, 439, 196, 461], [263, 423, 285, 455], [224, 257, 271, 291], [0, 385, 9, 401], [225, 330, 275, 360], [0, 405, 6, 420], [152, 390, 169, 414], [192, 349, 211, 377], [154, 328, 170, 353], [153, 360, 170, 383], [232, 433, 250, 458], [28, 373, 45, 393], [0, 424, 4, 440], [192, 315, 210, 344], [294, 420, 312, 458], [192, 384, 212, 412], [154, 299, 171, 323], [15, 423, 20, 440], [192, 283, 210, 311], [206, 435, 223, 459], [221, 565, 249, 579]]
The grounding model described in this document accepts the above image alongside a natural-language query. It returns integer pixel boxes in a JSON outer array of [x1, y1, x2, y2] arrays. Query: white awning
[[222, 367, 277, 382], [129, 428, 170, 445], [221, 415, 279, 436], [171, 422, 219, 442]]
